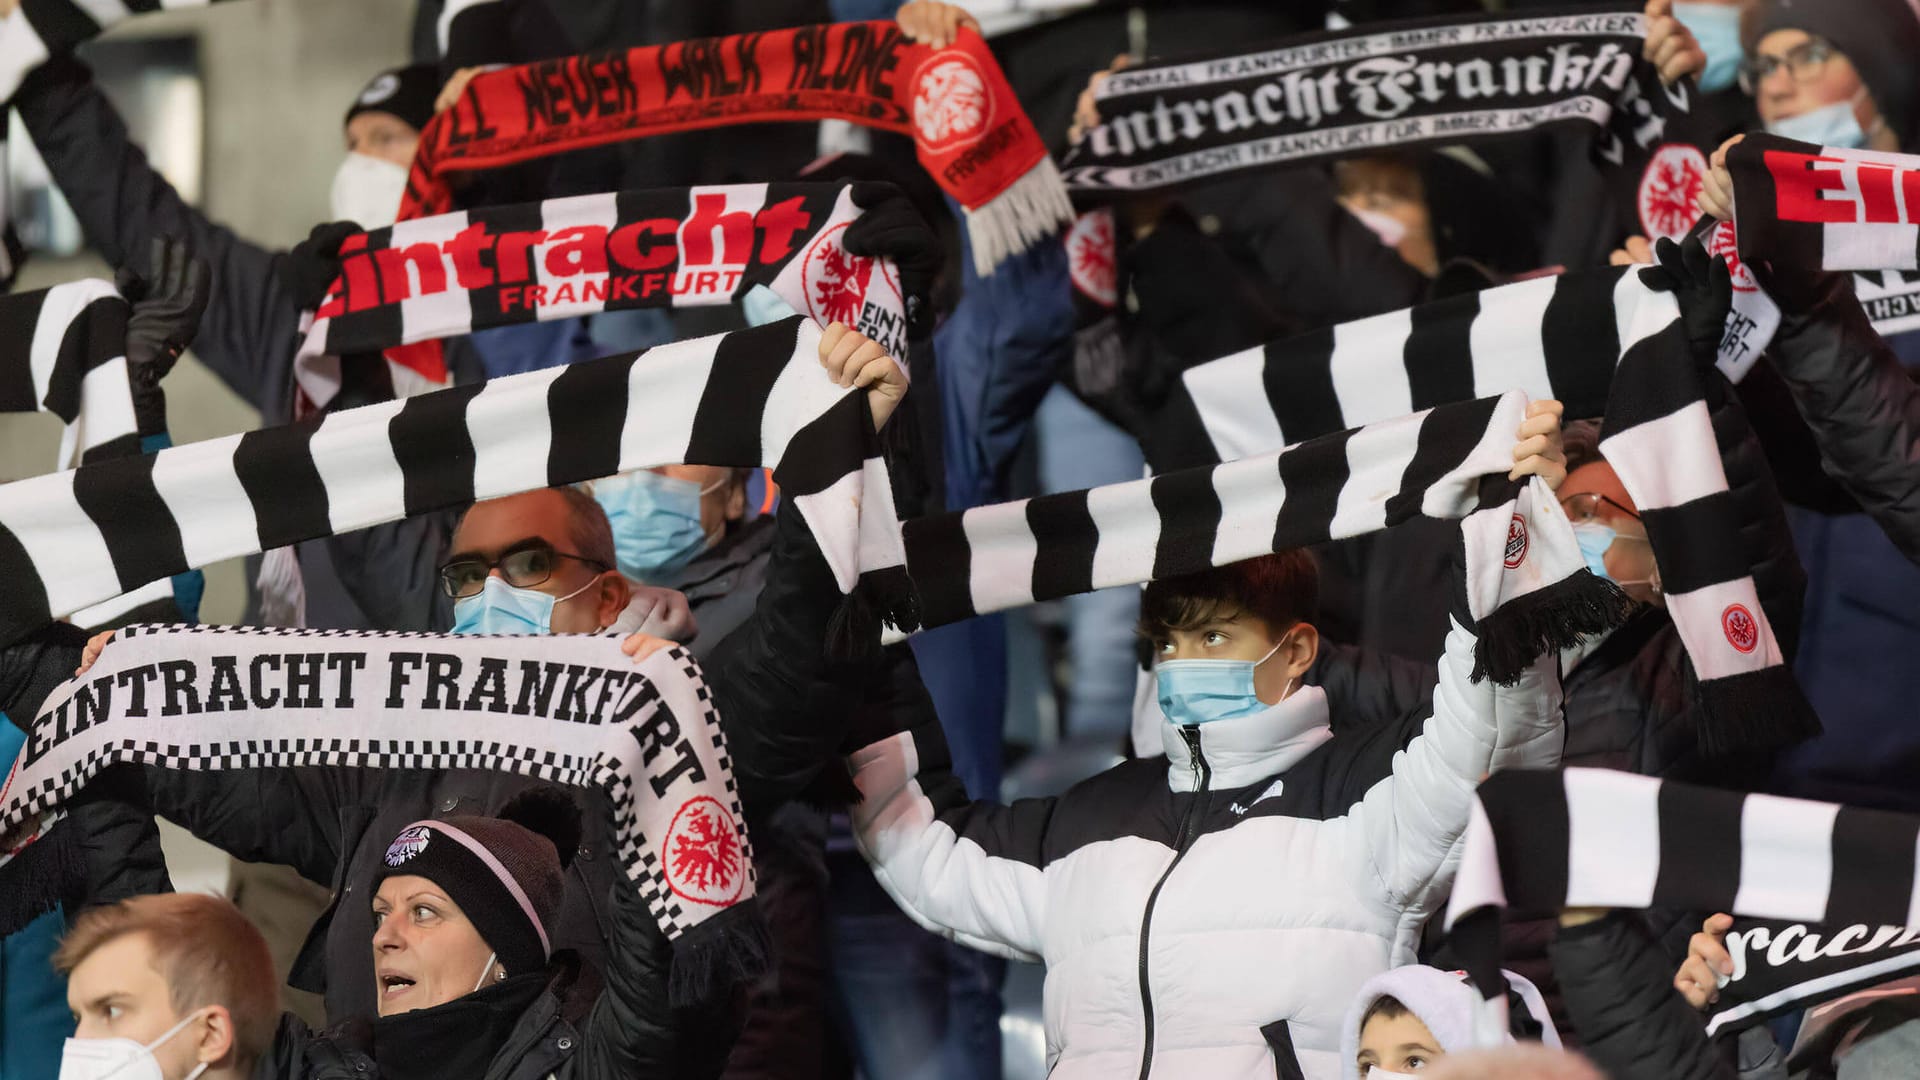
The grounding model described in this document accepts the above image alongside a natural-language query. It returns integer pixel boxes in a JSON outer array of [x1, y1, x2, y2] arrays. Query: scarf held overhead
[[1138, 264, 1809, 753], [301, 183, 909, 409], [902, 390, 1630, 684], [0, 316, 910, 651], [1057, 5, 1691, 195], [0, 625, 760, 992], [1728, 133, 1920, 273], [1445, 767, 1920, 1044], [408, 23, 1071, 274]]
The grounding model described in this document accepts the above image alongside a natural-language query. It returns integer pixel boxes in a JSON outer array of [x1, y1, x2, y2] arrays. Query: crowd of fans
[[3, 0, 1920, 1078]]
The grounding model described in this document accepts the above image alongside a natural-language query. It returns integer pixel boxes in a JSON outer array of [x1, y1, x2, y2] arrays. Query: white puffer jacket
[[848, 619, 1562, 1080]]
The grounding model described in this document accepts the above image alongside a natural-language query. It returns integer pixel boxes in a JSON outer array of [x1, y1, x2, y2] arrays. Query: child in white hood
[[1343, 964, 1560, 1078]]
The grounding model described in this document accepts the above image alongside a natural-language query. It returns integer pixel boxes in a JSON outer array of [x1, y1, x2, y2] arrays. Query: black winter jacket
[[1754, 268, 1920, 567], [258, 863, 674, 1079], [1549, 912, 1733, 1080]]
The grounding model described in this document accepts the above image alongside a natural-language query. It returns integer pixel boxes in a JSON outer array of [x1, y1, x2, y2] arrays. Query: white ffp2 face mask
[[329, 152, 410, 229], [58, 1008, 208, 1080]]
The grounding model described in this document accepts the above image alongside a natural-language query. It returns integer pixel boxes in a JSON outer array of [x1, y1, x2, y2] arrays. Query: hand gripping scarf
[[1057, 5, 1693, 202], [0, 279, 192, 627], [0, 316, 913, 652], [1445, 767, 1920, 1046], [1128, 265, 1812, 754], [299, 183, 911, 410], [0, 625, 764, 999], [899, 390, 1630, 685], [406, 24, 1071, 274], [1728, 133, 1920, 273]]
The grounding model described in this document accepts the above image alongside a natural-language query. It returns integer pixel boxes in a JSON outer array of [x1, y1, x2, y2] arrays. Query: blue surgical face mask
[[1156, 637, 1290, 726], [451, 574, 598, 636], [1673, 4, 1743, 93], [593, 471, 721, 582], [741, 284, 800, 327], [1768, 100, 1870, 149], [1572, 520, 1617, 580]]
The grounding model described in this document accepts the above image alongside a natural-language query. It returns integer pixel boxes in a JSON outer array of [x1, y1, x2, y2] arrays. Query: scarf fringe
[[827, 566, 921, 663], [667, 898, 772, 1008], [1694, 667, 1824, 757], [1471, 569, 1634, 685], [965, 158, 1075, 274]]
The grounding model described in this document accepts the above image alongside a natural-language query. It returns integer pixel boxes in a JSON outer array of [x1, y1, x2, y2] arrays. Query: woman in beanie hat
[[262, 787, 678, 1079]]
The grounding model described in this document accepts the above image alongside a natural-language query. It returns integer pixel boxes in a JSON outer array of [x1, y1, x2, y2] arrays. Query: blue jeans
[[1036, 386, 1145, 737], [827, 847, 1005, 1080]]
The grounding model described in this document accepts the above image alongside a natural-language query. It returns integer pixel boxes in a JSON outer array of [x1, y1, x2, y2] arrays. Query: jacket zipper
[[1135, 726, 1212, 1080]]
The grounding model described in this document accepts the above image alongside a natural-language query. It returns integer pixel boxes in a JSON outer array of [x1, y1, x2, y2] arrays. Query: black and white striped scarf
[[1, 624, 764, 997], [0, 279, 137, 468], [1444, 767, 1920, 1045], [1728, 133, 1920, 273], [299, 183, 907, 411], [0, 316, 911, 650], [1141, 266, 1813, 753], [902, 390, 1628, 684], [1056, 5, 1687, 197]]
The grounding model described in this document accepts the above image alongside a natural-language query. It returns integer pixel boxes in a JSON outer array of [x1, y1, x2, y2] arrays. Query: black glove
[[115, 236, 211, 437], [841, 181, 943, 337], [1637, 233, 1731, 369], [284, 220, 362, 314]]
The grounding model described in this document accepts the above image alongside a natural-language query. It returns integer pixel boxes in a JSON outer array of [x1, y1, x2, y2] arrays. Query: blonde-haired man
[[54, 893, 279, 1080]]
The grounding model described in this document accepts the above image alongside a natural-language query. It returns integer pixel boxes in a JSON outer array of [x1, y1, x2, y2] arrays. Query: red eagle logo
[[1638, 144, 1709, 242], [664, 796, 745, 904], [1504, 513, 1529, 570], [1721, 603, 1760, 654], [1067, 210, 1118, 308], [812, 244, 875, 328]]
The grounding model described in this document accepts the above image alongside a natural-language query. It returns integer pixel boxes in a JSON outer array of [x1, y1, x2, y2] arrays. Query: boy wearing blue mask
[[779, 414, 1570, 1080]]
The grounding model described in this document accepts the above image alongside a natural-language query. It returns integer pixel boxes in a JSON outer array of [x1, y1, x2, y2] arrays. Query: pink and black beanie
[[375, 787, 582, 977]]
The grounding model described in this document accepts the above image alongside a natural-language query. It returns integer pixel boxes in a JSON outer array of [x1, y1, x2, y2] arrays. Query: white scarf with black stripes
[[0, 316, 911, 651], [1143, 266, 1813, 754], [0, 624, 763, 996], [902, 390, 1628, 685], [0, 279, 137, 468], [1445, 766, 1920, 1045]]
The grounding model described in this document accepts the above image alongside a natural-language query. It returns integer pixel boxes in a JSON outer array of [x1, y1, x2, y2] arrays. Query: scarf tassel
[[963, 158, 1076, 275], [1693, 668, 1824, 757], [1471, 568, 1635, 685], [826, 566, 921, 663], [667, 898, 773, 1008]]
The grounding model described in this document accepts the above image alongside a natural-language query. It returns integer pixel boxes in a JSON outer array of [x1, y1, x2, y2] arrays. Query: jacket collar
[[1162, 685, 1333, 792]]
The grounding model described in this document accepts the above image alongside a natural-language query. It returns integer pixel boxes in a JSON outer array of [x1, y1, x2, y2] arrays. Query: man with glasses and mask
[[53, 329, 906, 1069]]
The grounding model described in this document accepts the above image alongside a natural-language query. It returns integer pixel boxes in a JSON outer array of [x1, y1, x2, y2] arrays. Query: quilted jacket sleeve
[[567, 851, 678, 1078], [1347, 617, 1564, 909], [1754, 267, 1920, 567], [846, 648, 1052, 962], [1549, 912, 1734, 1080]]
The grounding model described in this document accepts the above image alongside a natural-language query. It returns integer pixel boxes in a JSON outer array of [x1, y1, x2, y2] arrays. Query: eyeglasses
[[437, 544, 609, 599], [1739, 38, 1836, 96], [1559, 491, 1641, 525]]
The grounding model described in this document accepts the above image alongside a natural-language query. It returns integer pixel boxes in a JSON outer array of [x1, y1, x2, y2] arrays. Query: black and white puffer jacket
[[848, 621, 1562, 1080]]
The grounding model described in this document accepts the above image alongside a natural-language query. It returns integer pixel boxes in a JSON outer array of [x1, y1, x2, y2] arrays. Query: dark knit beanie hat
[[1747, 0, 1920, 148], [375, 788, 582, 978], [344, 64, 440, 135]]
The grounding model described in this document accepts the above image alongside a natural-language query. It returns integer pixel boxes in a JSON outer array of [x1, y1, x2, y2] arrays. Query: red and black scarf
[[405, 23, 1072, 274]]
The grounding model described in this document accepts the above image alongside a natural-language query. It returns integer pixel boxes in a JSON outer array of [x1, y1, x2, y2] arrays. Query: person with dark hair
[[1343, 965, 1561, 1079], [794, 410, 1571, 1079]]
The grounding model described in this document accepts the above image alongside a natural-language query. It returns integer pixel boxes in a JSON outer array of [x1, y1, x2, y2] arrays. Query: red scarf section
[[403, 23, 1071, 273]]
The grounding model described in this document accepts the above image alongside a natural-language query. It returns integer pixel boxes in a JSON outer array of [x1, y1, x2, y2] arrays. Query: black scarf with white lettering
[[0, 316, 913, 653], [0, 626, 765, 1001], [1445, 767, 1920, 1045], [1057, 4, 1690, 210]]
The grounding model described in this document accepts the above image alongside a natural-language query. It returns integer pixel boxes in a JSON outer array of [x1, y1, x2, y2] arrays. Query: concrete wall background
[[0, 0, 414, 626]]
